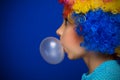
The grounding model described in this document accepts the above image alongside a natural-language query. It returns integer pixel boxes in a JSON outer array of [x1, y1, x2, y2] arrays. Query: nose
[[56, 27, 62, 37], [56, 24, 64, 37]]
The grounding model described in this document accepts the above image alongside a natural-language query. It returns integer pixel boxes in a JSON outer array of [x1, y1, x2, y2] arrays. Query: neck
[[82, 52, 113, 74]]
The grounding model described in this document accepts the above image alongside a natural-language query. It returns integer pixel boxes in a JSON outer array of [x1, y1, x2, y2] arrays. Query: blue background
[[0, 0, 88, 80]]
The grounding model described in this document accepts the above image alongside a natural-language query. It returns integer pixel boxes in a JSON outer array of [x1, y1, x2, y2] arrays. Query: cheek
[[60, 26, 86, 59], [61, 27, 81, 50]]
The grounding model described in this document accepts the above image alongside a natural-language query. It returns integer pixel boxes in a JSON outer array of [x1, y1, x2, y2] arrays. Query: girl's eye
[[65, 18, 68, 26]]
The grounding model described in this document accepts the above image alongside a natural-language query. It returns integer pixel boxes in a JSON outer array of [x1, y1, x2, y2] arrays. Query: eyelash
[[65, 18, 68, 26]]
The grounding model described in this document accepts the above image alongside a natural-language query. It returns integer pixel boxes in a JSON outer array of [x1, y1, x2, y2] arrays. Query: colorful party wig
[[59, 0, 120, 56]]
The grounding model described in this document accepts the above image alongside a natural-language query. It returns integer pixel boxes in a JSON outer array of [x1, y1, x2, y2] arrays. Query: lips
[[63, 46, 69, 54], [61, 43, 65, 52], [60, 43, 66, 53], [60, 39, 67, 53], [63, 48, 66, 53]]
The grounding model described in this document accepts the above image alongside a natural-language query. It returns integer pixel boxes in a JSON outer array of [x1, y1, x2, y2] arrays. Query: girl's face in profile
[[56, 19, 86, 60]]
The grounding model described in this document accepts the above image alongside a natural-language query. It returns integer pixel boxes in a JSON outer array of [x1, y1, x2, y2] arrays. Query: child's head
[[56, 0, 120, 60]]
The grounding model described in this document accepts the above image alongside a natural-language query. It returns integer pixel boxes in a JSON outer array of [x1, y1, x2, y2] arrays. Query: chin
[[67, 52, 84, 60], [67, 54, 78, 60]]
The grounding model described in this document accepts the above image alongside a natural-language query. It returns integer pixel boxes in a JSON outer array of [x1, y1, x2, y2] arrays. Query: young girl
[[57, 0, 120, 80]]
